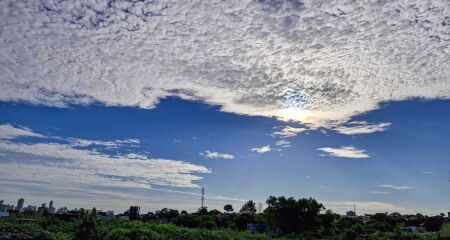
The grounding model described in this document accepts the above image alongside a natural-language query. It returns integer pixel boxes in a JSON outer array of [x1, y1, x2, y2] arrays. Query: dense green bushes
[[2, 215, 449, 240]]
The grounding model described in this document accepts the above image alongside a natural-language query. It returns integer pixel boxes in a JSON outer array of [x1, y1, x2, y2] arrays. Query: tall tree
[[239, 200, 256, 215], [74, 208, 98, 240]]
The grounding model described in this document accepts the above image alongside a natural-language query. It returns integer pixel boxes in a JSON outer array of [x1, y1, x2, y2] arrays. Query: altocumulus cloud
[[0, 124, 210, 198], [318, 146, 369, 158], [0, 1, 449, 127]]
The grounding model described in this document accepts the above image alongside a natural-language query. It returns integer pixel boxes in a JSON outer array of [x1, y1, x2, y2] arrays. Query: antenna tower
[[201, 186, 205, 208]]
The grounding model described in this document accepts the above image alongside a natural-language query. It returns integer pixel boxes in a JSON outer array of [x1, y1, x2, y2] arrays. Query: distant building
[[362, 214, 371, 223], [37, 203, 47, 213], [129, 206, 140, 220], [16, 198, 25, 212], [0, 212, 9, 217], [247, 223, 267, 234], [107, 211, 114, 217], [346, 211, 356, 217], [57, 207, 68, 214], [97, 210, 114, 220], [0, 201, 14, 212], [48, 200, 55, 214]]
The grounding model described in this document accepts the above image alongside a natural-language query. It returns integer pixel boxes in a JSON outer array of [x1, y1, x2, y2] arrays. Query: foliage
[[73, 208, 98, 240], [423, 215, 444, 232], [224, 204, 234, 213], [156, 208, 179, 221], [264, 196, 324, 234], [240, 201, 257, 215]]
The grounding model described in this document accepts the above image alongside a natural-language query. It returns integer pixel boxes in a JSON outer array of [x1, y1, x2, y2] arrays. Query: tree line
[[0, 196, 448, 240]]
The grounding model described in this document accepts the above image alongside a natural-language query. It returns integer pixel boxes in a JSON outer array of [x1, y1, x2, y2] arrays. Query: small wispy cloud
[[379, 184, 414, 190], [251, 145, 272, 154], [275, 140, 291, 148], [273, 126, 307, 138], [318, 146, 369, 158], [334, 121, 391, 135], [68, 138, 139, 148], [371, 191, 390, 195], [421, 171, 437, 176], [200, 150, 234, 160]]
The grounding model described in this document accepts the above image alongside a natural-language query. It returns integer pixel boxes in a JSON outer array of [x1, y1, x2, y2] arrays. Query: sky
[[0, 0, 449, 214]]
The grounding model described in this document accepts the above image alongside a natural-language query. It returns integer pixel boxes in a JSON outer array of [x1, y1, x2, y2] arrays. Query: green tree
[[74, 208, 98, 240], [224, 204, 234, 213], [197, 206, 208, 216], [319, 209, 337, 234], [157, 208, 179, 220], [208, 209, 221, 215], [239, 200, 256, 215], [424, 215, 444, 232], [264, 196, 324, 234]]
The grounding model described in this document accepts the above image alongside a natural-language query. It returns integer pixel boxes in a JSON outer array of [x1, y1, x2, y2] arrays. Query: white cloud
[[318, 146, 369, 158], [317, 146, 370, 158], [200, 150, 234, 160], [251, 145, 272, 154], [0, 124, 44, 139], [334, 121, 392, 135], [0, 1, 448, 127], [379, 184, 414, 190], [275, 140, 291, 145], [273, 126, 307, 138]]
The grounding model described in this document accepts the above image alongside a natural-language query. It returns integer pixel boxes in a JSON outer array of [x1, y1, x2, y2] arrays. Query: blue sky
[[0, 0, 449, 214], [0, 98, 449, 214]]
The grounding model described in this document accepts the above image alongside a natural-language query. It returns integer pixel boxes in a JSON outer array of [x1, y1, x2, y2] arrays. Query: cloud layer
[[0, 124, 210, 197], [0, 0, 449, 126], [318, 146, 369, 158]]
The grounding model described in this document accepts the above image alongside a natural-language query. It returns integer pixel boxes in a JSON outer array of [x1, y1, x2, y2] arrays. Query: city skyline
[[0, 0, 449, 216]]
